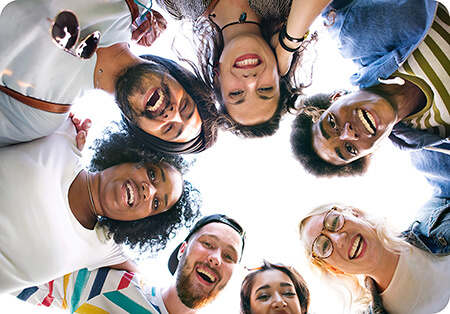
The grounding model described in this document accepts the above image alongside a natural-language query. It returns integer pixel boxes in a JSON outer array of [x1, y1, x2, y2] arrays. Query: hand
[[69, 113, 92, 151], [131, 10, 167, 47], [271, 32, 294, 76]]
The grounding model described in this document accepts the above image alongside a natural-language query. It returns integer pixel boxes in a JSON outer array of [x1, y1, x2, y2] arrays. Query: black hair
[[190, 17, 313, 138], [240, 260, 310, 314], [290, 93, 370, 177], [89, 123, 201, 253]]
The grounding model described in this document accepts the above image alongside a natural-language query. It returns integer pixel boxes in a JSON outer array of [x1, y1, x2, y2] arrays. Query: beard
[[115, 62, 170, 122], [175, 253, 224, 309]]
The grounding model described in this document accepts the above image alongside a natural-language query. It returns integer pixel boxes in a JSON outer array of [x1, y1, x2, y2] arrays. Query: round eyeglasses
[[48, 10, 101, 59], [311, 207, 346, 259]]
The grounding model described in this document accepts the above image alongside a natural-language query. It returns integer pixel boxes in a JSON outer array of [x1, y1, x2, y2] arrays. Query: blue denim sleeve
[[403, 198, 450, 256]]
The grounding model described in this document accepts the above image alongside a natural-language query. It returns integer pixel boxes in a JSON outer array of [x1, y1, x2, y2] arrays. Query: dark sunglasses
[[48, 10, 101, 59]]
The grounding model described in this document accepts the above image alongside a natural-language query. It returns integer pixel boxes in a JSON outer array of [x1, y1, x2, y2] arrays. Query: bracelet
[[278, 24, 309, 53]]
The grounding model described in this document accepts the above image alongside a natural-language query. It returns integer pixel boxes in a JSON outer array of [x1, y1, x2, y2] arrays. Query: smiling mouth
[[234, 57, 261, 69], [349, 234, 364, 259], [357, 108, 376, 135], [146, 88, 166, 116], [125, 181, 135, 206], [196, 268, 217, 284]]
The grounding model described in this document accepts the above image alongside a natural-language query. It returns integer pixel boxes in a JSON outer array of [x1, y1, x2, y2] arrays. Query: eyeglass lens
[[313, 209, 345, 258]]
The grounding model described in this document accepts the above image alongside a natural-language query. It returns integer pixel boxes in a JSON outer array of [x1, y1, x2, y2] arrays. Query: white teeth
[[147, 89, 165, 111], [357, 109, 376, 135], [197, 268, 216, 283], [349, 235, 363, 259], [125, 182, 134, 206], [235, 58, 259, 67]]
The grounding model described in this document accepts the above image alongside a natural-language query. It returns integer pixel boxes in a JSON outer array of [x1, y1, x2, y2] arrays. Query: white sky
[[2, 0, 449, 313]]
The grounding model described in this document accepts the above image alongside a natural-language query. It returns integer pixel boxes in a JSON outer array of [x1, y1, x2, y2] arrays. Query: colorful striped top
[[13, 268, 168, 314], [396, 3, 450, 138]]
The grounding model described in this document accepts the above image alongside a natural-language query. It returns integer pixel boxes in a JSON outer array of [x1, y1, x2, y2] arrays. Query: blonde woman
[[298, 200, 450, 313]]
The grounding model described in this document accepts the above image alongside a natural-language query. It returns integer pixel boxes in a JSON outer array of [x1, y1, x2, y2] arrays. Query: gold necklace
[[95, 44, 129, 89]]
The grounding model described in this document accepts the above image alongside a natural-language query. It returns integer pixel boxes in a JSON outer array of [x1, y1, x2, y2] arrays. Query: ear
[[178, 241, 187, 259], [330, 90, 346, 102]]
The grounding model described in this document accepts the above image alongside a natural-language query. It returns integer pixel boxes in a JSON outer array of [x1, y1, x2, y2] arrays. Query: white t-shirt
[[0, 0, 133, 146], [0, 119, 126, 294], [380, 245, 450, 314]]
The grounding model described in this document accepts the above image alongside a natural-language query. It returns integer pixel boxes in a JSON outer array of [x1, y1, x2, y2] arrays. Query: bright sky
[[1, 0, 448, 313]]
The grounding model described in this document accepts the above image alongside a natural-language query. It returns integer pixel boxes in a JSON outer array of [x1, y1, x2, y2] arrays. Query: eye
[[328, 114, 338, 132], [224, 253, 235, 262], [180, 99, 188, 112], [256, 294, 270, 301], [229, 90, 243, 97], [203, 241, 212, 248], [148, 169, 156, 181], [345, 143, 357, 155], [153, 198, 160, 211], [163, 123, 173, 134], [257, 86, 273, 93], [283, 291, 297, 297]]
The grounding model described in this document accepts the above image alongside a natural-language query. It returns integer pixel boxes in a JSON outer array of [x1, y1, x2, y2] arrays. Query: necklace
[[86, 171, 102, 221], [95, 44, 129, 89], [210, 12, 260, 32]]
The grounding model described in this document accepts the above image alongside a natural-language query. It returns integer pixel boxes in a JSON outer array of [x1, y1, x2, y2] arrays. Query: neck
[[373, 80, 426, 123], [68, 170, 100, 229], [94, 42, 139, 94], [161, 283, 197, 314], [368, 250, 400, 293], [210, 0, 262, 43]]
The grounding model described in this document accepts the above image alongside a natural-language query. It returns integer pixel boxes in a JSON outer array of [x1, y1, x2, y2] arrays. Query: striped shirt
[[13, 268, 167, 314], [396, 2, 450, 138]]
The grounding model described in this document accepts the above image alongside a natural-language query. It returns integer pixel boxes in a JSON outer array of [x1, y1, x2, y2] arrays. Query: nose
[[207, 249, 222, 268], [327, 231, 347, 250], [339, 122, 358, 140], [163, 104, 183, 123], [142, 181, 156, 202], [271, 293, 287, 309]]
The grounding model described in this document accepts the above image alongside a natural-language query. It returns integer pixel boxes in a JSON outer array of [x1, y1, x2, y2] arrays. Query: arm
[[109, 259, 140, 274], [273, 0, 332, 75]]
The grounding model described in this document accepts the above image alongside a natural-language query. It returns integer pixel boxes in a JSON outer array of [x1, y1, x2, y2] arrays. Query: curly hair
[[290, 93, 371, 177], [240, 260, 310, 314], [89, 123, 202, 253], [190, 16, 314, 138]]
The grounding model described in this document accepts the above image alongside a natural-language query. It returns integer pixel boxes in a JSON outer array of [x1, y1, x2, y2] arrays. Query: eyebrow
[[335, 147, 348, 161], [156, 164, 169, 209], [255, 284, 271, 293], [201, 233, 239, 257], [229, 94, 276, 105], [319, 119, 331, 140]]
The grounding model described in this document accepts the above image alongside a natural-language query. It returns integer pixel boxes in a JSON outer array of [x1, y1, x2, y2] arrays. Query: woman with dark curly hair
[[0, 119, 200, 294], [90, 122, 202, 252], [153, 0, 325, 138], [240, 260, 310, 314]]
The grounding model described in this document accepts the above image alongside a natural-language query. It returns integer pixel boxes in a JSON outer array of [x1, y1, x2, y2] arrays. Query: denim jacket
[[389, 123, 450, 198], [324, 0, 438, 88], [402, 197, 450, 256]]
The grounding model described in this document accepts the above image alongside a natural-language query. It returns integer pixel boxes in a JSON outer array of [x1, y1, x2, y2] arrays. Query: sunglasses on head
[[48, 10, 101, 59]]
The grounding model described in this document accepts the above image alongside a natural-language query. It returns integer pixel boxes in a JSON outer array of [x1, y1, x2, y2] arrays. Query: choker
[[210, 12, 260, 32]]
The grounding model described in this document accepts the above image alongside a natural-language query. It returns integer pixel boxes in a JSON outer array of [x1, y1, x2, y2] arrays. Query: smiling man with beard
[[13, 214, 246, 313], [0, 0, 218, 154]]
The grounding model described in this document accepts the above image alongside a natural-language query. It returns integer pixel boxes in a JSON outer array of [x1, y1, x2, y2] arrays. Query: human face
[[218, 34, 280, 125], [176, 223, 242, 309], [97, 162, 183, 221], [250, 269, 301, 314], [311, 90, 398, 165], [122, 64, 202, 143], [302, 207, 384, 275]]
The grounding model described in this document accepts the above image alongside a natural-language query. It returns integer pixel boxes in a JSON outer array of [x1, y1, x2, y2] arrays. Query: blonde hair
[[298, 203, 410, 312]]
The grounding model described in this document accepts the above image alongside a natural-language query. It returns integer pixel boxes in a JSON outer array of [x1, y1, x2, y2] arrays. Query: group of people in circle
[[0, 0, 449, 313]]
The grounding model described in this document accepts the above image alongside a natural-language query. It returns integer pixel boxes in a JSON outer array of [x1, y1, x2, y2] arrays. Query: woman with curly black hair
[[89, 122, 202, 253], [0, 119, 200, 294]]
